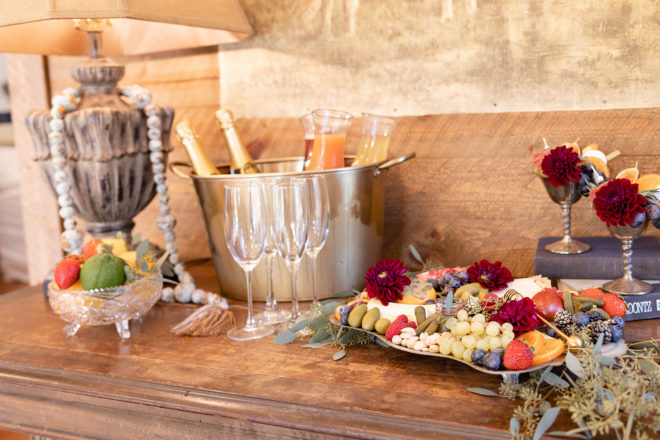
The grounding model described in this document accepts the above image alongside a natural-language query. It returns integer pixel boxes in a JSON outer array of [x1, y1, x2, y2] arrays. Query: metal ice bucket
[[171, 153, 414, 301]]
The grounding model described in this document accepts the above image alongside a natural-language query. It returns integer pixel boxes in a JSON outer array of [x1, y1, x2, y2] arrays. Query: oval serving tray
[[329, 316, 565, 378]]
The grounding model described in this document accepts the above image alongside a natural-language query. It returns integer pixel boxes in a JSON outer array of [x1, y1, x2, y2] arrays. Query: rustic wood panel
[[0, 264, 655, 439], [5, 54, 62, 285], [150, 108, 660, 277]]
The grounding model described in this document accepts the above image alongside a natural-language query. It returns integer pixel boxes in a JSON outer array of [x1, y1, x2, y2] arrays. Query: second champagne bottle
[[215, 109, 260, 174]]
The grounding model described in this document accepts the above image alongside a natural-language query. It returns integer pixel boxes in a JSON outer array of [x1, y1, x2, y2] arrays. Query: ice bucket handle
[[373, 152, 416, 178], [169, 161, 194, 180]]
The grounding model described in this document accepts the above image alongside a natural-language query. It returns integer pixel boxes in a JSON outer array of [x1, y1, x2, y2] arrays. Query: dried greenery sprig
[[497, 339, 660, 440]]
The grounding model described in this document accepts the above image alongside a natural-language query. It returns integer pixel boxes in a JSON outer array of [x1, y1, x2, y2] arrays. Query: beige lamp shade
[[0, 0, 253, 56]]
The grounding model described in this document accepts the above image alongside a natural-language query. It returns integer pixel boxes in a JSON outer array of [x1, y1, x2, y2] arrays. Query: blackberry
[[464, 296, 482, 315], [589, 320, 612, 344], [554, 309, 572, 331], [586, 309, 602, 323]]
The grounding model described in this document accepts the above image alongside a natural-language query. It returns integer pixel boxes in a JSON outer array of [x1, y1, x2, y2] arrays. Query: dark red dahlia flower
[[468, 259, 513, 291], [365, 259, 411, 305], [593, 178, 647, 227], [541, 145, 582, 187], [489, 297, 539, 336]]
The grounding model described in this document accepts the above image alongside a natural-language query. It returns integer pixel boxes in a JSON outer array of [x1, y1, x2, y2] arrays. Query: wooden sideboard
[[0, 264, 657, 439]]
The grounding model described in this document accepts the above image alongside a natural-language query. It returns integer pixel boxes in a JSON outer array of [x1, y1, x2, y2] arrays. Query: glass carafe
[[352, 113, 398, 166]]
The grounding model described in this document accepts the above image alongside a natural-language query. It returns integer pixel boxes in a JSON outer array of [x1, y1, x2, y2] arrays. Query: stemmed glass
[[223, 181, 274, 341], [271, 178, 309, 324], [254, 178, 289, 325], [539, 177, 591, 254], [602, 221, 654, 296], [301, 174, 330, 317]]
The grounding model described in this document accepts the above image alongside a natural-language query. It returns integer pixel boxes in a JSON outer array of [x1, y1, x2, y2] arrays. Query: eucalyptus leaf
[[338, 329, 357, 344], [445, 291, 454, 315], [510, 417, 520, 437], [321, 301, 342, 315], [593, 354, 616, 366], [565, 351, 584, 378], [333, 349, 347, 361], [542, 371, 569, 388], [310, 328, 331, 343], [638, 359, 659, 375], [131, 232, 143, 246], [141, 261, 149, 273], [136, 239, 150, 264], [375, 338, 388, 347], [593, 333, 604, 354], [533, 407, 560, 440], [146, 276, 177, 284], [547, 431, 589, 439], [539, 366, 553, 385], [643, 391, 657, 402], [273, 332, 297, 344], [302, 341, 332, 349], [161, 261, 175, 278], [466, 387, 500, 397], [309, 316, 329, 332], [291, 319, 311, 332], [331, 290, 356, 298], [410, 244, 424, 265]]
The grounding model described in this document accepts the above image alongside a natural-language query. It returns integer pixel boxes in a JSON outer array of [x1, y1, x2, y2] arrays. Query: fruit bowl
[[47, 277, 162, 339]]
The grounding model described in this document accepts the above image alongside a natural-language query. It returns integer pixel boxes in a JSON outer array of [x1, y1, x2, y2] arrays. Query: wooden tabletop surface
[[0, 264, 657, 440]]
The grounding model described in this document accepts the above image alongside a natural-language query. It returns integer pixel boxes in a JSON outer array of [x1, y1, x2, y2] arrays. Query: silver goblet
[[602, 221, 654, 296], [540, 177, 591, 254]]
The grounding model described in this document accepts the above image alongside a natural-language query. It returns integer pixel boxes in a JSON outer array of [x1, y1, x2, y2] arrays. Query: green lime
[[80, 253, 126, 290]]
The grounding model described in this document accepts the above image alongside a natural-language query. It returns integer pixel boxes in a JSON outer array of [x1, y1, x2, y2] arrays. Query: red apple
[[532, 288, 565, 321]]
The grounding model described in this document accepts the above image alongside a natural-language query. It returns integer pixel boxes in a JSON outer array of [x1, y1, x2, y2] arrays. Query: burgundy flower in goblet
[[365, 259, 411, 305], [541, 145, 582, 187], [593, 178, 647, 227]]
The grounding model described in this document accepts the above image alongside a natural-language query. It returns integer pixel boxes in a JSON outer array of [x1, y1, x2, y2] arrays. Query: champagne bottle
[[215, 109, 260, 174], [175, 119, 220, 176]]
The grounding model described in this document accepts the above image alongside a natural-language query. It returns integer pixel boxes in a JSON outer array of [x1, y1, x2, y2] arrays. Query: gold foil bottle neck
[[214, 109, 259, 174], [175, 119, 220, 177]]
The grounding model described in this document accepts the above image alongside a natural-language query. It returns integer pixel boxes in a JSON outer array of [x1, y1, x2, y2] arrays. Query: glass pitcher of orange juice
[[352, 113, 398, 167], [306, 109, 353, 171]]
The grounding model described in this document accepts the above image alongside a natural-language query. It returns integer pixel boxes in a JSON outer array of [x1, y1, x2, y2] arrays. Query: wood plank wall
[[10, 48, 660, 282]]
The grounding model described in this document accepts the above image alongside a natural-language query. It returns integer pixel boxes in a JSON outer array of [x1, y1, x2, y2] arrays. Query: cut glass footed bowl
[[48, 277, 163, 339]]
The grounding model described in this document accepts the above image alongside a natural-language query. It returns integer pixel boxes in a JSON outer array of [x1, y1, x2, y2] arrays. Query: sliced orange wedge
[[615, 165, 639, 183], [531, 338, 565, 366], [636, 174, 660, 193], [518, 330, 545, 353]]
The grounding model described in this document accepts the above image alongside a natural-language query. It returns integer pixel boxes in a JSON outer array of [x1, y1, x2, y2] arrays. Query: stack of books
[[535, 236, 660, 321]]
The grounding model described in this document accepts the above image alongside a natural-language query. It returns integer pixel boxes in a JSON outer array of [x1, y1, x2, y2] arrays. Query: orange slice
[[518, 330, 545, 353], [636, 174, 660, 193], [531, 338, 565, 366], [564, 140, 581, 157], [615, 165, 639, 183], [584, 155, 610, 178]]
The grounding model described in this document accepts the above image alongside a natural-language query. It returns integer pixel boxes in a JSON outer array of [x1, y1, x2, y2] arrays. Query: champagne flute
[[224, 181, 274, 341], [254, 177, 289, 325], [302, 174, 330, 317], [271, 178, 308, 324]]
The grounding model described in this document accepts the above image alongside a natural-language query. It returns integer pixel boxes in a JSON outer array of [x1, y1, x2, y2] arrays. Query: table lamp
[[0, 1, 253, 315], [0, 0, 252, 244]]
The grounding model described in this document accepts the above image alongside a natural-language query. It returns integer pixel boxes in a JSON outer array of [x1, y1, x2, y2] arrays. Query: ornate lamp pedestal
[[26, 57, 173, 239]]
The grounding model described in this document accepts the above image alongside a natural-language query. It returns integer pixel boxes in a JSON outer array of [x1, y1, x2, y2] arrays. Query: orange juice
[[352, 135, 391, 166], [306, 133, 346, 171]]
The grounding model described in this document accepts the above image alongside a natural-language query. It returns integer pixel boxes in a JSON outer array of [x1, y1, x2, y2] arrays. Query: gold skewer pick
[[536, 313, 584, 351]]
